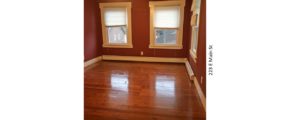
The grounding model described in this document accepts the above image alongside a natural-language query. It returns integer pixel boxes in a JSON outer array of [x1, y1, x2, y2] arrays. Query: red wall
[[84, 0, 102, 61], [188, 0, 206, 96], [96, 0, 192, 58]]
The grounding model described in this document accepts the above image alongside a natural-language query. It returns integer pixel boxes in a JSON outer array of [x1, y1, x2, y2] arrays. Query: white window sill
[[103, 44, 133, 48], [149, 44, 183, 49]]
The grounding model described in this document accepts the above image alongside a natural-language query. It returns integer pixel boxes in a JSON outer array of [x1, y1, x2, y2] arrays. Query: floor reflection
[[110, 71, 129, 92], [154, 75, 177, 108], [155, 75, 176, 97], [109, 71, 129, 105]]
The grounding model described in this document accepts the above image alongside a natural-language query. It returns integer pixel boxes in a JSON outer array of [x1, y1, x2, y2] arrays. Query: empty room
[[84, 0, 206, 119]]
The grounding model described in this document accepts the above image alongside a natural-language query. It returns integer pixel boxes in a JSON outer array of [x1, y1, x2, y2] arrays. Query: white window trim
[[149, 0, 185, 49], [99, 2, 133, 48], [190, 0, 201, 62]]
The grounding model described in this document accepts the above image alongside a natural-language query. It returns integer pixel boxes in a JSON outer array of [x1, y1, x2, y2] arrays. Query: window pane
[[192, 27, 199, 52], [107, 26, 127, 44], [194, 0, 201, 27], [104, 8, 127, 26], [155, 29, 177, 44], [195, 0, 201, 12], [155, 6, 180, 28]]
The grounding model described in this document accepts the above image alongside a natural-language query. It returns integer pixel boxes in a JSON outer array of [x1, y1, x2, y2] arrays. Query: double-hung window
[[149, 0, 185, 49], [190, 0, 201, 62], [99, 2, 132, 48]]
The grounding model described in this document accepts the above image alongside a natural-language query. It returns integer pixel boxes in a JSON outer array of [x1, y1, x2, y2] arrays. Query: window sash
[[154, 27, 178, 29], [106, 25, 127, 27]]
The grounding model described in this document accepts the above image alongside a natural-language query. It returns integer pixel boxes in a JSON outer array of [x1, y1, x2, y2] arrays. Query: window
[[149, 0, 185, 49], [190, 0, 201, 62], [191, 27, 199, 55], [99, 2, 132, 48]]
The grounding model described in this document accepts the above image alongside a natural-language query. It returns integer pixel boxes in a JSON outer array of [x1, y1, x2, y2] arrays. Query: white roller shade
[[104, 8, 127, 26], [154, 6, 180, 28]]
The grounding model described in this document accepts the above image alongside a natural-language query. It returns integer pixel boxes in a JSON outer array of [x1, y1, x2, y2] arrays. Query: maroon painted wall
[[187, 0, 206, 96], [96, 0, 192, 58], [84, 0, 102, 61]]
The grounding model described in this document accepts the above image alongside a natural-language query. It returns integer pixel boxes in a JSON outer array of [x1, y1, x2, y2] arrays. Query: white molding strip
[[185, 60, 206, 111], [84, 56, 102, 67], [102, 55, 187, 63], [185, 60, 194, 77], [193, 76, 206, 111]]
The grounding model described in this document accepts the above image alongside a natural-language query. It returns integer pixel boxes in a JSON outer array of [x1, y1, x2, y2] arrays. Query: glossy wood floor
[[85, 61, 206, 120]]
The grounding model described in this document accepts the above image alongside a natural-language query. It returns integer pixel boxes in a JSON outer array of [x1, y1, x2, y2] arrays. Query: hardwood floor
[[84, 61, 206, 120]]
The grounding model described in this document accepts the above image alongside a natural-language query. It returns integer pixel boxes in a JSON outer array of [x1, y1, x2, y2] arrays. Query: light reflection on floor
[[110, 72, 129, 92], [109, 72, 129, 104], [155, 75, 176, 97], [154, 75, 177, 108]]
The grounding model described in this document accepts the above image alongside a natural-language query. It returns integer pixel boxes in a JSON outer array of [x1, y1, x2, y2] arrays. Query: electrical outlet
[[140, 51, 144, 56]]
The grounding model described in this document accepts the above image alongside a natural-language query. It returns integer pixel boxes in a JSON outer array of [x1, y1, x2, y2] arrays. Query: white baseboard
[[84, 56, 102, 67], [193, 76, 206, 111], [102, 55, 187, 63], [185, 60, 194, 77], [185, 60, 206, 111]]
